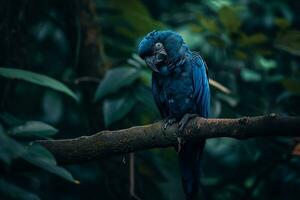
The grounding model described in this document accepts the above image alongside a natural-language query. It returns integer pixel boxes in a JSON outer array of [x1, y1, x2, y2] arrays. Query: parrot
[[137, 30, 210, 200]]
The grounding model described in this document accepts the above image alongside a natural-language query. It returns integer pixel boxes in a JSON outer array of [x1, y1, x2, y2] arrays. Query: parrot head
[[138, 30, 184, 73]]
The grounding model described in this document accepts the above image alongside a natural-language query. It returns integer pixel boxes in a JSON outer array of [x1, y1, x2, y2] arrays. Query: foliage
[[0, 0, 300, 199], [0, 113, 78, 200], [0, 68, 78, 101]]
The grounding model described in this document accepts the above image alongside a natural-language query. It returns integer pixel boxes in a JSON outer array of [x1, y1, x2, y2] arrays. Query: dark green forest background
[[1, 0, 300, 199]]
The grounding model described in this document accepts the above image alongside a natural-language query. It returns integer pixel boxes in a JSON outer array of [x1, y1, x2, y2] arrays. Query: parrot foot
[[178, 113, 198, 133], [162, 117, 176, 131], [176, 114, 198, 153]]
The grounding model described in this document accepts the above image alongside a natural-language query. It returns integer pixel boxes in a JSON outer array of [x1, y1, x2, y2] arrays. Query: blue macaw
[[138, 30, 210, 200]]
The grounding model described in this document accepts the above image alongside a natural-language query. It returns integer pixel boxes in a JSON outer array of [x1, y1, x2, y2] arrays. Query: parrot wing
[[191, 53, 210, 118]]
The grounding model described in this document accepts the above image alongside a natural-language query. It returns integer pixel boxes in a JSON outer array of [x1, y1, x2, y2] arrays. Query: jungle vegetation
[[0, 0, 300, 199]]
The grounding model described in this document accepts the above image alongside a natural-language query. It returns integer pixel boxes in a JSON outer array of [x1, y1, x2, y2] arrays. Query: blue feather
[[192, 53, 210, 118]]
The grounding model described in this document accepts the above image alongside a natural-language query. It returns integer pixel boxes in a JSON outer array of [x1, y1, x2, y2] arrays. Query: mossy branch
[[35, 114, 300, 165]]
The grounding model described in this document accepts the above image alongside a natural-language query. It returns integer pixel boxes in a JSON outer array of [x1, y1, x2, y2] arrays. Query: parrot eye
[[155, 42, 163, 50]]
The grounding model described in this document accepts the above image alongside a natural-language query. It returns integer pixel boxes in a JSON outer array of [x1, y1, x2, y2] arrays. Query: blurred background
[[0, 0, 300, 199]]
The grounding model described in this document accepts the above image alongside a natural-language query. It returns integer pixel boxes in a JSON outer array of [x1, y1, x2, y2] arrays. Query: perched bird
[[138, 30, 210, 200]]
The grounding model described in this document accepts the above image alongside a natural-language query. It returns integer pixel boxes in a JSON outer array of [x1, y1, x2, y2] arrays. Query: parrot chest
[[157, 65, 196, 119]]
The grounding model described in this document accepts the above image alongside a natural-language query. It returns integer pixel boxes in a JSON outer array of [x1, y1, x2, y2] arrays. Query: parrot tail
[[178, 140, 205, 200]]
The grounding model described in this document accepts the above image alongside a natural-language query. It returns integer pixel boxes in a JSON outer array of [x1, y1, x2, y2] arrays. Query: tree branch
[[36, 114, 300, 165]]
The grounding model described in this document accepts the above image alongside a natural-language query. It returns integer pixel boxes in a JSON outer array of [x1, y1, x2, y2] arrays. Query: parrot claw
[[177, 137, 183, 153], [162, 118, 176, 131], [176, 114, 198, 153], [178, 113, 198, 133]]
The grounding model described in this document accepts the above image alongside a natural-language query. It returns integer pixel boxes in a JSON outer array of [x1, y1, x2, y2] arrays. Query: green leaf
[[0, 128, 26, 164], [178, 27, 204, 49], [0, 179, 40, 200], [108, 0, 164, 38], [94, 67, 141, 101], [282, 78, 300, 94], [256, 56, 277, 71], [234, 50, 248, 60], [276, 91, 299, 104], [103, 93, 136, 127], [199, 17, 220, 33], [0, 67, 78, 101], [205, 0, 232, 11], [8, 121, 58, 138], [0, 112, 23, 127], [274, 18, 290, 29], [140, 69, 152, 86], [134, 86, 159, 114], [239, 33, 267, 47], [21, 144, 79, 184], [276, 30, 300, 56], [218, 6, 241, 33], [240, 68, 262, 82]]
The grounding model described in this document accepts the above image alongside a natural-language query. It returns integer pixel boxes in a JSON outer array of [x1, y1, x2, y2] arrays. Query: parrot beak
[[145, 56, 159, 73]]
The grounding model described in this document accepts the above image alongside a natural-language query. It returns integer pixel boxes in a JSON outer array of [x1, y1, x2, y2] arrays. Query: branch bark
[[36, 114, 300, 165]]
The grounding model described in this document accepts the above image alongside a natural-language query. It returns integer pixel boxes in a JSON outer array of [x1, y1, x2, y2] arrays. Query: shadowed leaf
[[218, 6, 241, 33], [276, 30, 300, 56], [0, 179, 40, 200], [8, 121, 58, 138], [0, 127, 26, 164], [134, 86, 159, 114], [282, 79, 300, 94], [241, 68, 262, 82], [0, 67, 78, 101], [103, 93, 136, 127], [21, 144, 79, 184], [239, 33, 267, 47], [94, 67, 141, 101]]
